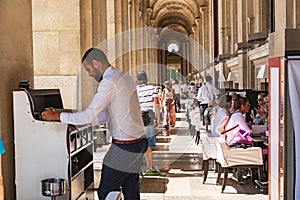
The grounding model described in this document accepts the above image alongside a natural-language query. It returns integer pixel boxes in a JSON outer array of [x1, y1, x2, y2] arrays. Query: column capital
[[192, 24, 197, 33], [195, 17, 201, 25], [200, 6, 207, 14], [150, 19, 156, 27], [146, 7, 152, 15]]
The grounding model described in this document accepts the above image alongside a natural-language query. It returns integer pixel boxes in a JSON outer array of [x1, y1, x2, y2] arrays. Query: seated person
[[212, 94, 232, 137], [251, 93, 267, 125], [222, 97, 253, 147]]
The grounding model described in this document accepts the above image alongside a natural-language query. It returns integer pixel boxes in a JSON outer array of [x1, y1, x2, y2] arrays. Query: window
[[168, 43, 179, 53]]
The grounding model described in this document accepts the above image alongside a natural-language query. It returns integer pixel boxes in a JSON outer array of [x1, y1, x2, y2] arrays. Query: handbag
[[227, 130, 254, 146], [141, 110, 155, 126]]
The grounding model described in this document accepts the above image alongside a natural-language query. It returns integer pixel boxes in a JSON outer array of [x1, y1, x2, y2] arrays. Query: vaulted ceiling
[[149, 0, 205, 35]]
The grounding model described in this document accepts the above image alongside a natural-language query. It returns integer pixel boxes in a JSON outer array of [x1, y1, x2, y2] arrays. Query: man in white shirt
[[197, 75, 218, 125], [180, 80, 188, 98], [41, 48, 148, 200], [136, 70, 161, 175], [172, 79, 181, 112]]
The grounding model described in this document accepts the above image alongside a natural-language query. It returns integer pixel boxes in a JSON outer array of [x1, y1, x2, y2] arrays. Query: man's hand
[[41, 108, 60, 121]]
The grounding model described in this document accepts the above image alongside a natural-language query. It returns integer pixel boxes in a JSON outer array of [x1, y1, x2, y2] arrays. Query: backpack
[[141, 110, 155, 126], [216, 113, 239, 135]]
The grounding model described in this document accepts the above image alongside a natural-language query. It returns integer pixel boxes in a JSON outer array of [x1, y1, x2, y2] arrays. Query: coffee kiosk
[[13, 89, 94, 199]]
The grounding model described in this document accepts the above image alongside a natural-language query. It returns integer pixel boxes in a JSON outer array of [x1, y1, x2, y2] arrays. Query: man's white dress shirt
[[197, 82, 217, 105], [60, 66, 145, 140]]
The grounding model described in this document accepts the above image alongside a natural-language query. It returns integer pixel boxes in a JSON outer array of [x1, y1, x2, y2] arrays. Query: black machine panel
[[26, 89, 64, 120]]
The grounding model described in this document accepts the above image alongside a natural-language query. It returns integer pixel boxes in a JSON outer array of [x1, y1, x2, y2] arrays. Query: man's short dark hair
[[82, 48, 109, 65], [136, 70, 148, 82]]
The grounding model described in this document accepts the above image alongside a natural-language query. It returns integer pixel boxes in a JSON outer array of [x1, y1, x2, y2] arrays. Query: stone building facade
[[1, 0, 300, 199]]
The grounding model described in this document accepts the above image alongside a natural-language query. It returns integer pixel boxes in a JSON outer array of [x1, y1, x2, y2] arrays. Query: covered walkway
[[93, 105, 268, 200]]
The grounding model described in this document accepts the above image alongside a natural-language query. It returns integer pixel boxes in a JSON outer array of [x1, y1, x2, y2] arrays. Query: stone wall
[[0, 1, 34, 199]]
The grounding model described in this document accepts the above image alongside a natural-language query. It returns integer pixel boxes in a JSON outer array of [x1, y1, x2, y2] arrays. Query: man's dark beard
[[94, 68, 102, 82]]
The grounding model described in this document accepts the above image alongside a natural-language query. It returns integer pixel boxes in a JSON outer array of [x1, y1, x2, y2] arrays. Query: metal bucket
[[41, 178, 66, 197]]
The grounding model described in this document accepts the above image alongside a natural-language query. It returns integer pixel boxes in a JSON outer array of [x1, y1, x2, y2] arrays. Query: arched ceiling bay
[[150, 0, 202, 35]]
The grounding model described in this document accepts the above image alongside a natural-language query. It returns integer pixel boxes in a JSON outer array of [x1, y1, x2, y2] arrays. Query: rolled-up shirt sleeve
[[60, 79, 114, 125]]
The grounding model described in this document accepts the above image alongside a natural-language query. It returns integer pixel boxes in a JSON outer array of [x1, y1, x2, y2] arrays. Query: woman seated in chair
[[222, 97, 255, 181], [223, 96, 253, 148]]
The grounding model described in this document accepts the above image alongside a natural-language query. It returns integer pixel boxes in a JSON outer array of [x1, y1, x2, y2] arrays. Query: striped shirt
[[137, 84, 158, 111]]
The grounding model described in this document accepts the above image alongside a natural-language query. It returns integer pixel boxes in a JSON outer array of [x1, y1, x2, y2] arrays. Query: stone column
[[99, 0, 107, 51], [92, 0, 100, 46], [129, 1, 137, 78], [189, 32, 196, 72], [157, 41, 162, 84], [182, 41, 187, 79], [230, 0, 238, 55], [122, 0, 129, 72], [219, 0, 231, 84], [144, 7, 153, 78], [114, 0, 123, 70], [200, 7, 209, 76], [32, 0, 83, 108], [219, 0, 224, 55], [80, 0, 97, 109], [152, 27, 159, 84], [135, 0, 143, 68], [219, 0, 231, 54], [160, 40, 167, 83], [237, 0, 248, 89], [187, 41, 191, 81], [106, 0, 116, 66], [1, 1, 34, 198], [246, 0, 255, 88], [195, 17, 202, 72]]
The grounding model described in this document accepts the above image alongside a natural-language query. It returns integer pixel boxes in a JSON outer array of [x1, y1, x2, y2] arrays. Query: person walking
[[172, 79, 181, 112], [136, 70, 161, 175], [197, 75, 218, 125], [161, 81, 176, 129], [41, 48, 148, 200]]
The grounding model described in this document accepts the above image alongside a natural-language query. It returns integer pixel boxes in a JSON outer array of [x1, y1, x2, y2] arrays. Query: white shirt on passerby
[[60, 66, 145, 140], [181, 83, 188, 94], [197, 82, 217, 105], [172, 83, 180, 94]]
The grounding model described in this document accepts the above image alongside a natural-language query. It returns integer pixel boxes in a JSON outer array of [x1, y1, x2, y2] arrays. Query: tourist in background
[[136, 70, 161, 175], [161, 81, 176, 129]]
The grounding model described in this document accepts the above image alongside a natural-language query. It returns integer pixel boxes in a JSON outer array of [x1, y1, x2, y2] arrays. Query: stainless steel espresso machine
[[13, 89, 94, 200]]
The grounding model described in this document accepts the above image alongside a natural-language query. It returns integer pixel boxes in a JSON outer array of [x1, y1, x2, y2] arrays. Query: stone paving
[[92, 110, 268, 200], [139, 111, 268, 200]]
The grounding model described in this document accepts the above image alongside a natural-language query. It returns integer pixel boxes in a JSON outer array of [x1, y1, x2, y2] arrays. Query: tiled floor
[[91, 109, 268, 200]]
